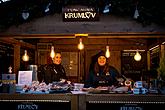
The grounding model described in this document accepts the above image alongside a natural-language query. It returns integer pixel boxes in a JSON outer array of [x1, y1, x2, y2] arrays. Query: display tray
[[20, 91, 49, 94], [82, 86, 129, 94], [49, 89, 70, 94], [88, 90, 129, 94]]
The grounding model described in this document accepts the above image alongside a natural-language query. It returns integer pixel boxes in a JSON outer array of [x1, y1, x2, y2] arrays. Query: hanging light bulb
[[78, 38, 84, 50], [50, 46, 55, 59], [105, 45, 110, 58], [134, 50, 141, 61], [22, 50, 29, 61]]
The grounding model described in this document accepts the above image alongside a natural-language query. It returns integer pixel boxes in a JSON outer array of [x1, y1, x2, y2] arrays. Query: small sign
[[62, 6, 99, 22], [18, 71, 33, 85]]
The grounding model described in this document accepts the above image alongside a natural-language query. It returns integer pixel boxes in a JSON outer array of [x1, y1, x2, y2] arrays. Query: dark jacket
[[85, 66, 119, 88], [38, 64, 66, 84]]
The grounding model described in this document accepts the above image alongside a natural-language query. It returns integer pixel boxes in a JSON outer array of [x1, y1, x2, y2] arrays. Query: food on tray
[[82, 86, 116, 93], [82, 85, 129, 94], [112, 86, 129, 93]]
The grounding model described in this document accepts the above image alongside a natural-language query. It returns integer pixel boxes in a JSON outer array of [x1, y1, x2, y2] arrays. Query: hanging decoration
[[133, 3, 139, 19], [103, 4, 111, 14]]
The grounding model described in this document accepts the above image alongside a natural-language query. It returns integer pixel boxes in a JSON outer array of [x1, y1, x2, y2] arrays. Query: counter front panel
[[0, 101, 71, 110], [1, 93, 165, 110], [0, 94, 75, 110], [84, 94, 165, 110]]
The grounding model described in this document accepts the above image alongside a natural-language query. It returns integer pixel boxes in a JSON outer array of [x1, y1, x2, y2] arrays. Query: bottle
[[8, 66, 12, 74]]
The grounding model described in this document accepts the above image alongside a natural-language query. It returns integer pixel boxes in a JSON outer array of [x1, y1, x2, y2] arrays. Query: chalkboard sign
[[0, 101, 71, 110], [121, 51, 147, 81], [87, 102, 165, 110]]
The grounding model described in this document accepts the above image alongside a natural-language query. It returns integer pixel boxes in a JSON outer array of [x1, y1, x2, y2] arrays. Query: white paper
[[18, 71, 33, 85]]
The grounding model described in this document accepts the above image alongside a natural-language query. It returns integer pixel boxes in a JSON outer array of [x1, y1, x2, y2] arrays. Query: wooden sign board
[[62, 6, 99, 22]]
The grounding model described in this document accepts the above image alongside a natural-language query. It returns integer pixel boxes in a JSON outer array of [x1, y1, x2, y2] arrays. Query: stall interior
[[0, 33, 165, 94]]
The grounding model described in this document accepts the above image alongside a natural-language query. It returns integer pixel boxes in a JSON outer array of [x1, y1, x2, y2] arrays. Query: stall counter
[[0, 93, 165, 110]]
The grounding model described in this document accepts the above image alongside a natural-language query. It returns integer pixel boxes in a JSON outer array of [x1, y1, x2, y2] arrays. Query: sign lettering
[[17, 104, 38, 110], [62, 6, 99, 22]]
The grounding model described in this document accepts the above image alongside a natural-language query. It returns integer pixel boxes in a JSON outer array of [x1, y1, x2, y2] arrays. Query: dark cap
[[96, 50, 106, 58], [92, 50, 106, 62], [89, 50, 107, 70]]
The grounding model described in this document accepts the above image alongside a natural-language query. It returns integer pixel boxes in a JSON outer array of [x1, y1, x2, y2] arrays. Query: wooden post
[[14, 44, 20, 76]]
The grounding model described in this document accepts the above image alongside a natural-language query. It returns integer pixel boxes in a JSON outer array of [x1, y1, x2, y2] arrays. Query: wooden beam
[[0, 32, 164, 39], [0, 38, 36, 49]]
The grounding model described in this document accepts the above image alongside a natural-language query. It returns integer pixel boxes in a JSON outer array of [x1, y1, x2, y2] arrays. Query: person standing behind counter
[[85, 50, 120, 88], [38, 52, 67, 84]]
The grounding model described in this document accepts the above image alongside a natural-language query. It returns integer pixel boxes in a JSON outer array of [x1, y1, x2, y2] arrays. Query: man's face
[[98, 56, 106, 66], [53, 53, 62, 65]]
